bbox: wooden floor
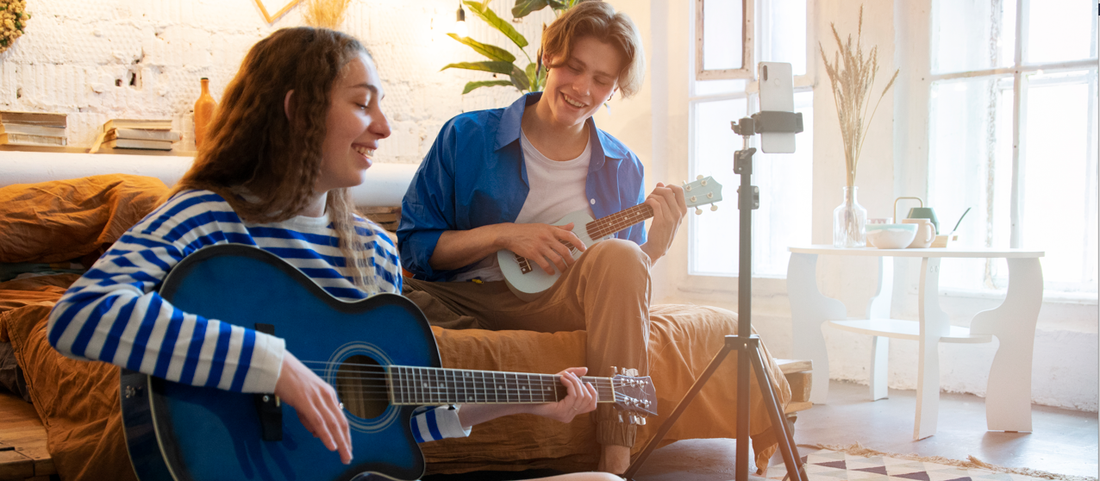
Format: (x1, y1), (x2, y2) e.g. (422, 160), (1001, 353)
(632, 380), (1098, 481)
(0, 393), (53, 481)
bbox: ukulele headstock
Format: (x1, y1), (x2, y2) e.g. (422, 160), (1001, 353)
(683, 175), (723, 215)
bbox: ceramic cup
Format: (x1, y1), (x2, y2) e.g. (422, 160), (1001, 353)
(906, 207), (940, 234)
(902, 218), (935, 248)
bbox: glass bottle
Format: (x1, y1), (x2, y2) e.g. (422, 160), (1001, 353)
(833, 186), (867, 248)
(193, 77), (216, 149)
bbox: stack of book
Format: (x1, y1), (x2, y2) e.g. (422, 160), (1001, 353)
(93, 119), (180, 153)
(0, 111), (68, 147)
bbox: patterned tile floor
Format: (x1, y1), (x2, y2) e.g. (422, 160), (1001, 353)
(766, 449), (1057, 481)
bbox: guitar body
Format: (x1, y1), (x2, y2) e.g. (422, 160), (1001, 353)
(120, 244), (439, 481)
(496, 209), (609, 302)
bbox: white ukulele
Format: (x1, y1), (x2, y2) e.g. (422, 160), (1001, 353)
(497, 176), (723, 301)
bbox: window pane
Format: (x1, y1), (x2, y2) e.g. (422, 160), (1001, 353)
(931, 0), (1015, 74)
(761, 0), (806, 75)
(690, 98), (748, 275)
(752, 91), (813, 276)
(1025, 0), (1097, 64)
(1021, 71), (1099, 292)
(928, 77), (1013, 289)
(702, 0), (744, 71)
(689, 93), (813, 277)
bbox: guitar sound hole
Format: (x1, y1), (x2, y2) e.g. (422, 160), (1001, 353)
(334, 354), (389, 420)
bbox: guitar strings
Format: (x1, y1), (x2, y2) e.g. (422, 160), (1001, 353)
(329, 391), (638, 400)
(298, 361), (638, 387)
(309, 371), (628, 389)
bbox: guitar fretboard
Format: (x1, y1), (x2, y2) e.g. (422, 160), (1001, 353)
(388, 366), (615, 405)
(585, 203), (654, 240)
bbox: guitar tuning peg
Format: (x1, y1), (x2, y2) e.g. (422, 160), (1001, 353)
(711, 204), (718, 212)
(695, 207), (703, 215)
(701, 179), (708, 186)
(696, 175), (704, 180)
(689, 195), (697, 203)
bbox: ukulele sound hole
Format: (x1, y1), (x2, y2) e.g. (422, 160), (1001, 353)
(334, 354), (389, 420)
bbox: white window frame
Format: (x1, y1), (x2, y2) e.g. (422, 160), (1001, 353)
(679, 0), (815, 295)
(923, 0), (1098, 300)
(695, 0), (755, 79)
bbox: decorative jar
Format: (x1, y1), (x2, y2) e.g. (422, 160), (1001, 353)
(833, 186), (867, 248)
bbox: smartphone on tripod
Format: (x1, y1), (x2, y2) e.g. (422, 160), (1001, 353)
(758, 61), (796, 153)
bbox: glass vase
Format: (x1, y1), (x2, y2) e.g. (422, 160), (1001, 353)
(833, 186), (867, 248)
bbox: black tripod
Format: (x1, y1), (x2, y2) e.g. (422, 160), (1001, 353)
(624, 112), (808, 481)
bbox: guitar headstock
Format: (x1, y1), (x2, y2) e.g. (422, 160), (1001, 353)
(611, 373), (658, 424)
(683, 175), (723, 215)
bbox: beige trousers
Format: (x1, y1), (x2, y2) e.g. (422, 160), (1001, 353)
(403, 238), (652, 447)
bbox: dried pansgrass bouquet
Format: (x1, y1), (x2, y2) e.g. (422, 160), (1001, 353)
(819, 5), (899, 187)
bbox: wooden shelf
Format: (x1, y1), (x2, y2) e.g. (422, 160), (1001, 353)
(0, 144), (87, 154)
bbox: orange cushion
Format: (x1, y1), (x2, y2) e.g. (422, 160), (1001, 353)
(2, 302), (136, 481)
(0, 174), (168, 263)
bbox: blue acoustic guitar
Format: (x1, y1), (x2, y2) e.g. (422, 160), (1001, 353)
(498, 176), (724, 301)
(119, 244), (657, 481)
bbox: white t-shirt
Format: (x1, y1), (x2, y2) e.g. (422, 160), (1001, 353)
(453, 130), (594, 282)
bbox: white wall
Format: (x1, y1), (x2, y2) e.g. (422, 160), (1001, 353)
(1, 0), (555, 161)
(3, 0), (1095, 412)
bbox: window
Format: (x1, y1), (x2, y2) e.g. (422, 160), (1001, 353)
(689, 0), (813, 278)
(927, 0), (1098, 297)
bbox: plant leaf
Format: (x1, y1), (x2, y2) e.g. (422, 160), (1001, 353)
(464, 0), (529, 49)
(511, 0), (549, 19)
(510, 64), (530, 92)
(446, 33), (516, 63)
(441, 61), (516, 75)
(525, 62), (539, 91)
(510, 0), (554, 18)
(462, 80), (516, 94)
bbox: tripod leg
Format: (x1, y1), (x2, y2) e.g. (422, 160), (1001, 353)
(622, 344), (733, 480)
(749, 343), (808, 481)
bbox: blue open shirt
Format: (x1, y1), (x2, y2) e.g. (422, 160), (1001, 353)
(398, 92), (648, 281)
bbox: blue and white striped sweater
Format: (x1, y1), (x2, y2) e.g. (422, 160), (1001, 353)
(48, 189), (466, 442)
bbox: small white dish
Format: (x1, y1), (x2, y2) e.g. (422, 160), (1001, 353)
(866, 224), (918, 249)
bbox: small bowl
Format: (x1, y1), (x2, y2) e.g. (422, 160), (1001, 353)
(866, 224), (918, 249)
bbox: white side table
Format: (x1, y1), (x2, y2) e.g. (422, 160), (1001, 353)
(786, 246), (1044, 440)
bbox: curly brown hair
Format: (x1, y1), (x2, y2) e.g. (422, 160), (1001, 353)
(172, 27), (380, 292)
(541, 1), (645, 98)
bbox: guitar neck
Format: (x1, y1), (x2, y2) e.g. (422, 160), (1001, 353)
(586, 203), (654, 240)
(387, 366), (616, 405)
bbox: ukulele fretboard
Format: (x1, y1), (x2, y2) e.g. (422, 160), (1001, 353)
(585, 203), (654, 240)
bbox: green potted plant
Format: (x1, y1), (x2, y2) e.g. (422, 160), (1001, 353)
(442, 0), (580, 95)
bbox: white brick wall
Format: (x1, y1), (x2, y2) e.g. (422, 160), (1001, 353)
(2, 0), (556, 163)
